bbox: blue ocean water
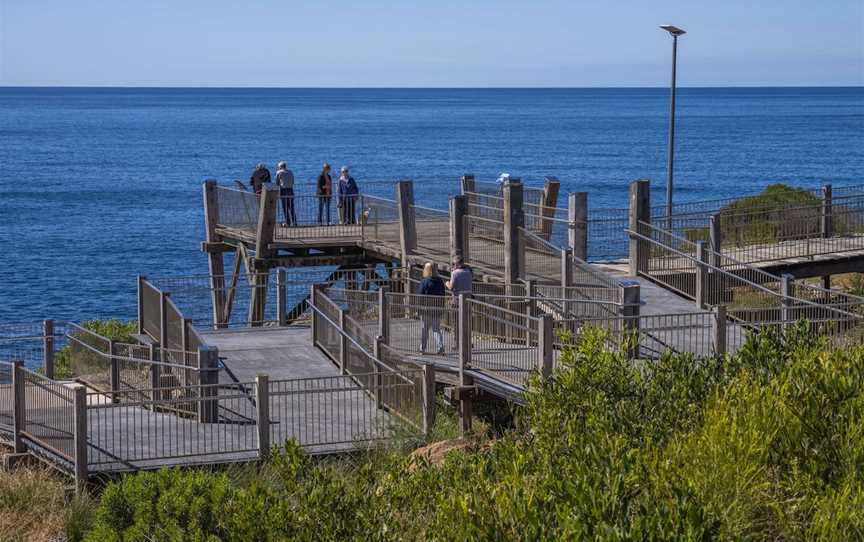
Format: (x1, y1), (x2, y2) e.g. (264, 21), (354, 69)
(1, 87), (862, 323)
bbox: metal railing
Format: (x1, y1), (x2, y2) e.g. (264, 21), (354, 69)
(411, 204), (451, 257)
(464, 215), (506, 272)
(360, 195), (401, 247)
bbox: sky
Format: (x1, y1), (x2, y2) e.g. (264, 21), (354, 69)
(0, 0), (862, 87)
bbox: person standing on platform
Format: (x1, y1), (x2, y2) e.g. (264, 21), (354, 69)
(250, 162), (271, 195)
(446, 256), (473, 298)
(418, 262), (446, 354)
(317, 163), (333, 224)
(337, 166), (359, 224)
(276, 161), (296, 227)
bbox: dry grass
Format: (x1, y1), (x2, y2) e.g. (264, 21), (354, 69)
(0, 460), (68, 541)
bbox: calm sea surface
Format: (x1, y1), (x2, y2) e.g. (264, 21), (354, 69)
(1, 87), (862, 322)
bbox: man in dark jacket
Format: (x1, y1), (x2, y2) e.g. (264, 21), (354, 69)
(250, 163), (271, 195)
(417, 262), (446, 354)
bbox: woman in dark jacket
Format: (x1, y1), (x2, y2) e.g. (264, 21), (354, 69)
(417, 262), (446, 354)
(316, 163), (332, 224)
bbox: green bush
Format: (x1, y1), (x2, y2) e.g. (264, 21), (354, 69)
(53, 319), (138, 379)
(84, 324), (864, 540)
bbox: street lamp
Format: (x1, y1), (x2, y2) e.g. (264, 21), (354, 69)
(660, 24), (685, 228)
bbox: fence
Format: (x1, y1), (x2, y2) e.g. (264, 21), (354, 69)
(412, 204), (451, 256)
(361, 195), (402, 247)
(464, 215), (506, 272)
(214, 185), (260, 229)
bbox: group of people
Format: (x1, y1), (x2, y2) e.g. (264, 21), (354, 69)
(249, 162), (360, 226)
(416, 257), (473, 355)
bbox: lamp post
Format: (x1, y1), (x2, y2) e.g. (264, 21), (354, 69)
(660, 24), (685, 229)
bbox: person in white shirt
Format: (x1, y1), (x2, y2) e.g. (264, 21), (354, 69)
(276, 161), (296, 226)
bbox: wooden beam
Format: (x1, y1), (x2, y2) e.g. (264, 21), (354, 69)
(503, 179), (524, 285)
(255, 186), (279, 258)
(449, 195), (468, 264)
(203, 180), (227, 331)
(628, 179), (651, 277)
(540, 176), (561, 240)
(568, 192), (588, 261)
(396, 180), (417, 264)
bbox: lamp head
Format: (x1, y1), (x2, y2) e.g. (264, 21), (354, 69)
(660, 25), (686, 37)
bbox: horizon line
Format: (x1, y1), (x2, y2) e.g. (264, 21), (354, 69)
(1, 84), (862, 90)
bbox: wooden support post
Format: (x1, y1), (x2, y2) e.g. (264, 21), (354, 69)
(822, 275), (832, 291)
(137, 275), (146, 335)
(149, 343), (160, 400)
(568, 192), (588, 262)
(695, 241), (708, 309)
(12, 361), (25, 454)
(540, 176), (561, 239)
(709, 213), (722, 268)
(276, 269), (287, 326)
(72, 384), (88, 492)
(460, 174), (475, 197)
(780, 274), (794, 326)
(619, 280), (641, 360)
(449, 195), (468, 264)
(396, 180), (417, 265)
(525, 280), (536, 320)
(378, 287), (390, 344)
(821, 184), (833, 238)
(503, 179), (525, 285)
(561, 250), (574, 317)
(197, 347), (219, 423)
(537, 314), (554, 380)
(457, 294), (473, 436)
(338, 308), (349, 375)
(109, 339), (120, 403)
(712, 305), (727, 356)
(422, 363), (436, 438)
(628, 180), (651, 276)
(203, 180), (228, 329)
(255, 374), (270, 460)
(42, 319), (54, 379)
(249, 186), (279, 327)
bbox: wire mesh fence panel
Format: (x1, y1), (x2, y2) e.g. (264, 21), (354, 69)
(312, 289), (342, 360)
(465, 215), (507, 272)
(215, 186), (260, 229)
(467, 298), (540, 387)
(324, 288), (380, 323)
(22, 368), (76, 461)
(361, 195), (402, 247)
(0, 361), (12, 439)
(273, 195), (363, 239)
(412, 204), (451, 257)
(140, 280), (162, 340)
(521, 228), (561, 284)
(268, 375), (401, 454)
(65, 323), (112, 391)
(385, 293), (459, 354)
(86, 382), (259, 471)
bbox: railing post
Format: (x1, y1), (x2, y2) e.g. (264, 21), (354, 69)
(137, 275), (146, 335)
(159, 291), (169, 361)
(619, 280), (641, 360)
(109, 339), (120, 403)
(695, 241), (708, 309)
(378, 287), (390, 344)
(460, 174), (475, 197)
(373, 336), (384, 409)
(709, 213), (722, 268)
(12, 361), (25, 454)
(628, 179), (650, 276)
(457, 294), (473, 436)
(540, 176), (561, 239)
(503, 178), (524, 284)
(310, 284), (319, 344)
(422, 363), (436, 438)
(712, 305), (727, 356)
(396, 180), (417, 265)
(72, 384), (88, 492)
(561, 249), (575, 317)
(821, 184), (833, 238)
(276, 269), (287, 326)
(449, 195), (468, 264)
(338, 308), (349, 375)
(538, 314), (554, 380)
(781, 273), (794, 326)
(42, 319), (54, 379)
(568, 192), (588, 261)
(197, 346), (219, 423)
(255, 374), (270, 460)
(525, 279), (536, 319)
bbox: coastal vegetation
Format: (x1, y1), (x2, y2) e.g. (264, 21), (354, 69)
(56, 323), (864, 540)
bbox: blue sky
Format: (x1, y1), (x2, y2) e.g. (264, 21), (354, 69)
(1, 0), (862, 87)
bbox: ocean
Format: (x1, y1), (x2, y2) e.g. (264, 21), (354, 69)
(1, 87), (862, 323)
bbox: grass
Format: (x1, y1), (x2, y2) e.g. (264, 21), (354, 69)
(0, 454), (96, 541)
